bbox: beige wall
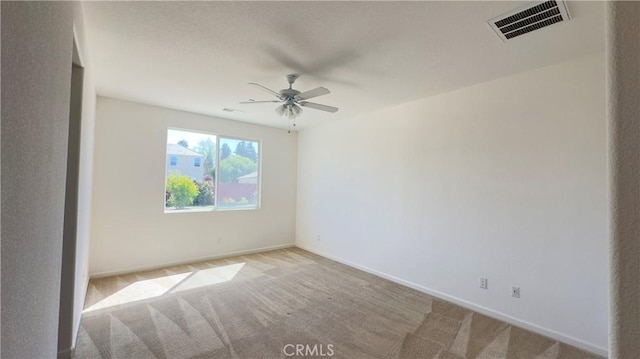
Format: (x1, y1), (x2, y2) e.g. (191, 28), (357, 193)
(90, 97), (297, 276)
(296, 54), (608, 355)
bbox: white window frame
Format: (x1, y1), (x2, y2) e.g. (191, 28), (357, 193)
(164, 127), (262, 213)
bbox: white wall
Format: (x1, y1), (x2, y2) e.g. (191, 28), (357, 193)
(605, 2), (640, 358)
(90, 97), (297, 275)
(1, 2), (91, 357)
(296, 54), (607, 355)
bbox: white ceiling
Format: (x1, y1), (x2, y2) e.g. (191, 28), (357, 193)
(83, 1), (604, 130)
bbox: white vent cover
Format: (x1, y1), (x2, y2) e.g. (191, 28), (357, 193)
(488, 0), (571, 41)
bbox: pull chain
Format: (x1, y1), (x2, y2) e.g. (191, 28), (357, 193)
(288, 118), (297, 134)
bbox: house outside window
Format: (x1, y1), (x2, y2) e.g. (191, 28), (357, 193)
(194, 157), (201, 167)
(166, 145), (203, 180)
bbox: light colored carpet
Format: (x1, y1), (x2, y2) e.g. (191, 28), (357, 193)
(75, 248), (601, 359)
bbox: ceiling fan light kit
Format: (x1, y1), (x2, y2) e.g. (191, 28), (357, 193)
(275, 103), (302, 119)
(241, 74), (338, 120)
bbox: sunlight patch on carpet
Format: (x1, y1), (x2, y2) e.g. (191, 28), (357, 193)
(170, 262), (245, 293)
(84, 262), (245, 312)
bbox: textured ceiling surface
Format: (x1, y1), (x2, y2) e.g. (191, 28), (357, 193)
(83, 1), (604, 129)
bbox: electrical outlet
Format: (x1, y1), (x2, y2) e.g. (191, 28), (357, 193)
(511, 286), (520, 298)
(479, 277), (488, 289)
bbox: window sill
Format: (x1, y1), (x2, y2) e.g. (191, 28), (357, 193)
(164, 205), (259, 214)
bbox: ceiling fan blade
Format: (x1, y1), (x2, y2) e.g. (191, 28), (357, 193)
(265, 46), (309, 74)
(296, 87), (330, 101)
(299, 101), (339, 113)
(240, 100), (281, 104)
(248, 83), (281, 99)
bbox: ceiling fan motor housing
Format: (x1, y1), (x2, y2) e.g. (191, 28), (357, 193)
(280, 89), (301, 102)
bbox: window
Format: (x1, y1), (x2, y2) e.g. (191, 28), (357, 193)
(165, 129), (260, 213)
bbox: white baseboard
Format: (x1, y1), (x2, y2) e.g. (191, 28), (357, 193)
(90, 243), (295, 278)
(295, 244), (608, 358)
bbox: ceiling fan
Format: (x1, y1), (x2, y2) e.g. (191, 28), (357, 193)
(241, 74), (338, 119)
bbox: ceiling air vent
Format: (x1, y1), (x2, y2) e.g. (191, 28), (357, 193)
(488, 0), (570, 41)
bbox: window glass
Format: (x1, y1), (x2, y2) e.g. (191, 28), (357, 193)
(165, 129), (216, 212)
(217, 138), (260, 210)
(164, 129), (259, 212)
